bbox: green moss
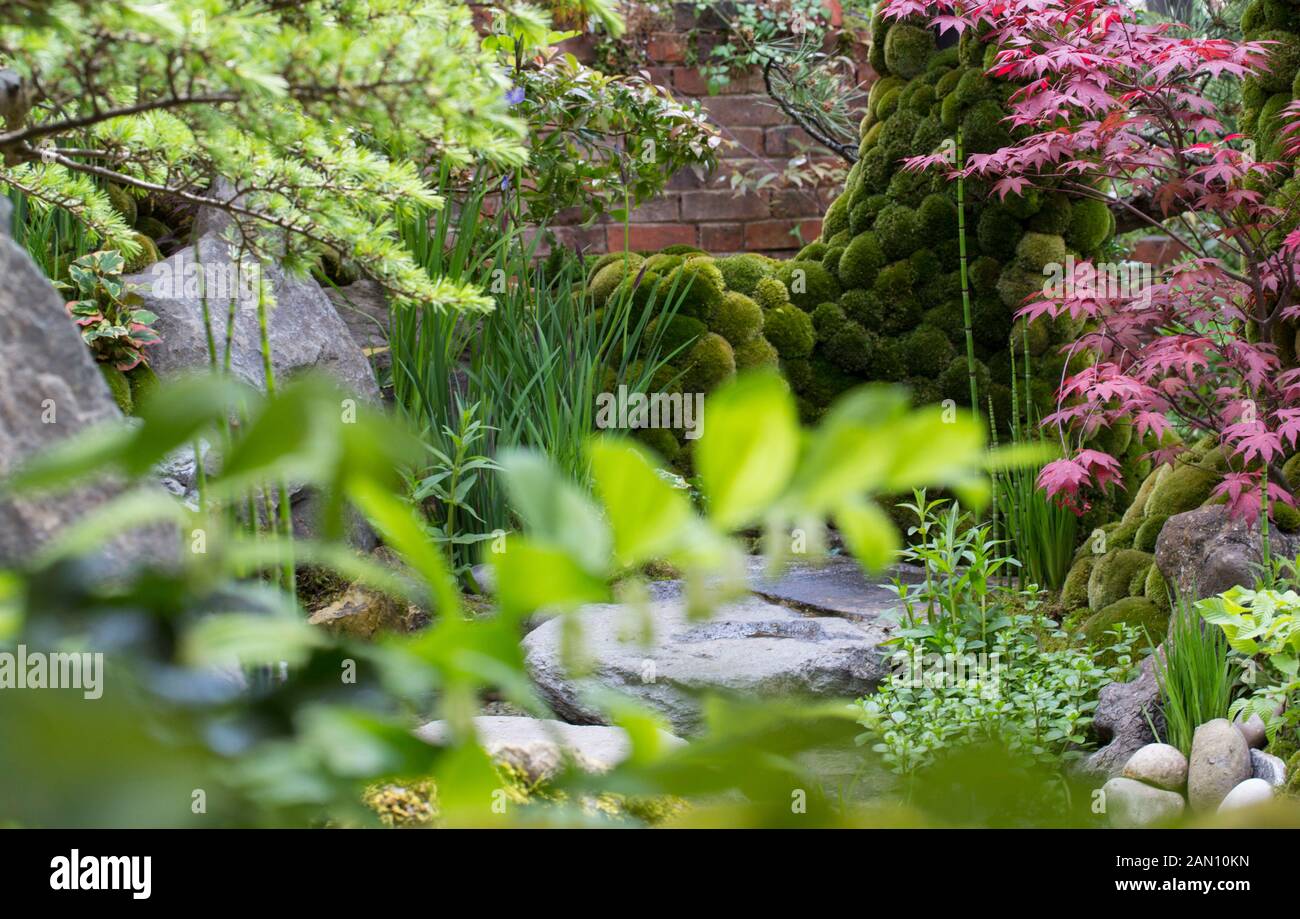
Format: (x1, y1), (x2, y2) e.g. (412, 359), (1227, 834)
(1062, 556), (1095, 609)
(934, 67), (964, 98)
(838, 231), (886, 290)
(764, 304), (816, 359)
(873, 260), (922, 330)
(754, 276), (791, 311)
(123, 232), (162, 272)
(1132, 514), (1169, 553)
(1086, 549), (1155, 611)
(841, 288), (884, 329)
(1083, 596), (1168, 646)
(798, 241), (829, 262)
(136, 216), (171, 241)
(1025, 193), (1072, 235)
(680, 332), (736, 393)
(1272, 500), (1300, 533)
(902, 324), (956, 376)
(976, 205), (1025, 257)
(937, 355), (990, 405)
(1144, 460), (1219, 517)
(971, 294), (1013, 350)
(660, 244), (706, 256)
(868, 75), (905, 119)
(876, 87), (903, 121)
(958, 31), (986, 67)
(733, 335), (780, 371)
(873, 204), (922, 262)
(589, 255), (645, 307)
(1256, 30), (1300, 93)
(961, 99), (1012, 154)
(708, 291), (764, 346)
(918, 192), (958, 239)
(649, 314), (706, 357)
(776, 260), (840, 312)
(106, 184), (137, 226)
(868, 336), (909, 382)
(823, 320), (873, 374)
(996, 264), (1046, 310)
(883, 23), (936, 79)
(1015, 232), (1067, 271)
(940, 92), (962, 129)
(820, 195), (851, 242)
(716, 253), (773, 296)
(1067, 198), (1112, 252)
(924, 300), (964, 339)
(811, 301), (848, 338)
(635, 426), (682, 463)
(953, 68), (992, 105)
(98, 363), (133, 414)
(1243, 0), (1267, 38)
(126, 363), (159, 410)
(665, 258), (726, 321)
(1143, 565), (1171, 614)
(1258, 92), (1292, 159)
(908, 84), (936, 114)
(969, 256), (1002, 294)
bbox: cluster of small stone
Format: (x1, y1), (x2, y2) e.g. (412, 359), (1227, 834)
(1101, 717), (1289, 827)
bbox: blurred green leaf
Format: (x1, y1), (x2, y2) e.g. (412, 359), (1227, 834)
(588, 437), (691, 567)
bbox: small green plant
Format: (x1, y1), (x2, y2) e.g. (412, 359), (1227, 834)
(855, 612), (1139, 773)
(1151, 594), (1233, 756)
(1198, 585), (1300, 744)
(58, 250), (160, 371)
(409, 404), (503, 576)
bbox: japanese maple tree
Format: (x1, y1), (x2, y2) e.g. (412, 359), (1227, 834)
(886, 0), (1300, 522)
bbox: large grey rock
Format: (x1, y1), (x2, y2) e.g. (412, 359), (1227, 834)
(123, 231), (380, 401)
(1187, 718), (1253, 812)
(1217, 777), (1273, 812)
(523, 589), (894, 735)
(0, 210), (173, 570)
(1102, 776), (1186, 828)
(415, 715), (685, 782)
(324, 280), (389, 373)
(745, 555), (918, 623)
(1250, 748), (1288, 787)
(1156, 505), (1300, 600)
(1080, 656), (1163, 779)
(1122, 742), (1188, 791)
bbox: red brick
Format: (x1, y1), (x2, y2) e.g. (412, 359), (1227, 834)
(769, 188), (829, 219)
(548, 225), (608, 253)
(700, 95), (786, 128)
(765, 125), (816, 156)
(672, 66), (765, 96)
(744, 219), (822, 251)
(647, 31), (686, 63)
(718, 126), (765, 156)
(681, 189), (770, 222)
(627, 195), (680, 222)
(700, 223), (745, 252)
(607, 223), (697, 252)
(667, 166), (713, 191)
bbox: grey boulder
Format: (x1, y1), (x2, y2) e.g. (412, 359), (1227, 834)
(123, 231), (379, 401)
(415, 715), (685, 783)
(1187, 718), (1253, 812)
(523, 589), (893, 736)
(1080, 656), (1163, 779)
(1250, 748), (1288, 788)
(324, 279), (390, 374)
(1102, 776), (1186, 828)
(1122, 743), (1188, 791)
(1234, 711), (1267, 749)
(0, 206), (173, 570)
(1156, 505), (1300, 600)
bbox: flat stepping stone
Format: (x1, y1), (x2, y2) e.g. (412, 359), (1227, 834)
(745, 555), (921, 622)
(523, 590), (893, 736)
(416, 715), (684, 782)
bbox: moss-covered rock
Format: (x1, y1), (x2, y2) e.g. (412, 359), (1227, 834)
(708, 291), (764, 346)
(1144, 460), (1220, 517)
(1062, 555), (1096, 609)
(1086, 549), (1155, 611)
(1067, 197), (1113, 252)
(733, 334), (780, 371)
(1257, 29), (1300, 93)
(874, 203), (923, 262)
(883, 23), (936, 79)
(754, 276), (791, 311)
(1133, 514), (1170, 553)
(1143, 564), (1172, 614)
(98, 363), (133, 415)
(716, 254), (773, 297)
(775, 260), (840, 312)
(665, 258), (726, 320)
(764, 304), (816, 359)
(680, 332), (736, 393)
(589, 254), (645, 307)
(1083, 596), (1168, 646)
(839, 232), (886, 289)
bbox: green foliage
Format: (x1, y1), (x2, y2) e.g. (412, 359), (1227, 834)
(58, 249), (161, 372)
(1153, 595), (1233, 756)
(1199, 585), (1300, 743)
(0, 0), (537, 311)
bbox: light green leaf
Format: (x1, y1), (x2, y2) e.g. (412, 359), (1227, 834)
(588, 437), (692, 567)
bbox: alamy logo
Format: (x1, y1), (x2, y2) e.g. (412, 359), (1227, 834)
(0, 645), (103, 699)
(594, 385), (704, 440)
(50, 850), (151, 899)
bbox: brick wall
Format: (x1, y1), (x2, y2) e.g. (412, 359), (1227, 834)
(547, 4), (871, 260)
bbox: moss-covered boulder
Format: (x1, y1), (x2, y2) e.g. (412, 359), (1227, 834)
(1087, 549), (1156, 611)
(1082, 596), (1168, 646)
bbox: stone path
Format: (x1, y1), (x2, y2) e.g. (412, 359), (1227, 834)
(523, 555), (911, 737)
